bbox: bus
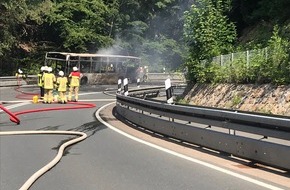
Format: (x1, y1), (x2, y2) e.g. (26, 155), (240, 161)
(44, 52), (145, 85)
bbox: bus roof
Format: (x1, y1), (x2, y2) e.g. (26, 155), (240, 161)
(46, 52), (141, 61)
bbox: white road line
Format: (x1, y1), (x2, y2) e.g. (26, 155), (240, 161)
(0, 102), (31, 112)
(78, 99), (115, 102)
(79, 92), (104, 96)
(95, 102), (284, 190)
(0, 100), (31, 104)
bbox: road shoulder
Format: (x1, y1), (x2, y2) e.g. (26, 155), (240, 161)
(99, 103), (290, 189)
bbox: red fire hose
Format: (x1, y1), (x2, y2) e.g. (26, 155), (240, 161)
(0, 102), (96, 125)
(0, 80), (96, 124)
(0, 104), (21, 124)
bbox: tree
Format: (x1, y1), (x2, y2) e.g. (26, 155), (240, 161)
(46, 0), (114, 52)
(183, 0), (237, 82)
(0, 0), (28, 56)
(0, 0), (51, 75)
(114, 0), (189, 70)
(184, 0), (236, 60)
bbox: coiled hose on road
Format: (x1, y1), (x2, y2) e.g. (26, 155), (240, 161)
(0, 130), (87, 190)
(0, 85), (96, 190)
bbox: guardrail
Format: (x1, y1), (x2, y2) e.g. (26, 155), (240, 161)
(147, 73), (186, 83)
(116, 88), (290, 171)
(0, 75), (37, 87)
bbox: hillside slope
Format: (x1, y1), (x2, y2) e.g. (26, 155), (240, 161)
(182, 84), (290, 116)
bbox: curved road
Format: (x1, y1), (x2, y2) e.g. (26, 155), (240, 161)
(0, 85), (288, 190)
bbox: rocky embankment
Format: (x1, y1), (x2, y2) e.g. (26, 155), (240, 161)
(182, 83), (290, 116)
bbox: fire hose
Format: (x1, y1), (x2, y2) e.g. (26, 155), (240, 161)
(0, 101), (96, 189)
(2, 102), (95, 124)
(14, 77), (39, 100)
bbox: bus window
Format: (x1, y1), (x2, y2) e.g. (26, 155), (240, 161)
(100, 61), (107, 73)
(92, 57), (101, 73)
(80, 61), (91, 73)
(116, 62), (124, 73)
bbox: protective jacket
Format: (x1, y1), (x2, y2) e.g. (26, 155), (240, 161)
(42, 73), (56, 89)
(57, 77), (68, 92)
(69, 71), (81, 87)
(37, 73), (43, 87)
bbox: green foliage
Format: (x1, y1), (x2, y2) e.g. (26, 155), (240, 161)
(1, 0), (289, 84)
(0, 0), (27, 56)
(0, 0), (52, 75)
(155, 0), (175, 9)
(183, 0), (237, 61)
(266, 26), (290, 84)
(183, 0), (237, 82)
(186, 25), (290, 85)
(231, 94), (242, 107)
(47, 0), (113, 52)
(115, 0), (188, 71)
(176, 97), (190, 104)
(250, 0), (290, 23)
(0, 0), (190, 76)
(141, 35), (184, 72)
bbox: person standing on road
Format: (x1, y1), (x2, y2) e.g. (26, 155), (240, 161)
(56, 70), (68, 104)
(37, 66), (46, 99)
(15, 69), (24, 78)
(42, 67), (56, 104)
(68, 66), (82, 102)
(15, 68), (27, 85)
(15, 68), (26, 78)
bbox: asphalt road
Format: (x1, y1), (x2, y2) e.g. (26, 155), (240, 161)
(0, 85), (287, 190)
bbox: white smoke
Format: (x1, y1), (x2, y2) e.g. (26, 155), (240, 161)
(96, 37), (124, 55)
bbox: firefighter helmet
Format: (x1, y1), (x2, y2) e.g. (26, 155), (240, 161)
(18, 69), (23, 74)
(73, 66), (78, 71)
(47, 67), (52, 72)
(59, 71), (64, 76)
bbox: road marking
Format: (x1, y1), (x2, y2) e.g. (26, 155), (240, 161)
(0, 102), (31, 112)
(96, 102), (285, 190)
(0, 100), (31, 104)
(77, 99), (115, 102)
(79, 92), (104, 96)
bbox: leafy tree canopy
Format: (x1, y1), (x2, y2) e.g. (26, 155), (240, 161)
(184, 0), (237, 61)
(47, 0), (114, 52)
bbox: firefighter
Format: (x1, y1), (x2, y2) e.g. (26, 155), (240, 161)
(15, 69), (27, 79)
(15, 68), (27, 85)
(15, 69), (24, 78)
(56, 70), (68, 104)
(68, 66), (82, 102)
(42, 67), (56, 104)
(37, 66), (46, 99)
